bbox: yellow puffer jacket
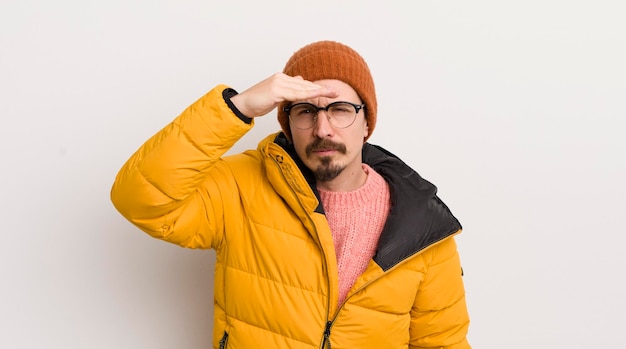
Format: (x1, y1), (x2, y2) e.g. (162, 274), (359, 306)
(111, 85), (471, 349)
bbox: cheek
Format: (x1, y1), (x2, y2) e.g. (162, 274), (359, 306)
(290, 135), (309, 159)
(296, 144), (308, 160)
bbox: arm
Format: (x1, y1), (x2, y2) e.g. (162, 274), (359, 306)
(110, 85), (253, 248)
(110, 74), (340, 249)
(409, 237), (471, 349)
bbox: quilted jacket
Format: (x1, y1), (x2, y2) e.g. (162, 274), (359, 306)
(111, 85), (471, 348)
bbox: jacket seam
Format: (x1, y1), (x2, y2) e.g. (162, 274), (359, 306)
(344, 301), (411, 316)
(226, 315), (312, 346)
(223, 263), (324, 295)
(411, 335), (468, 349)
(426, 248), (459, 269)
(181, 115), (214, 157)
(246, 219), (318, 245)
(413, 293), (466, 313)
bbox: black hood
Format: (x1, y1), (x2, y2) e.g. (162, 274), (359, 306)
(363, 144), (462, 271)
(275, 133), (462, 271)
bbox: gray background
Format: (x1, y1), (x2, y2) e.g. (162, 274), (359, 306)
(1, 0), (625, 348)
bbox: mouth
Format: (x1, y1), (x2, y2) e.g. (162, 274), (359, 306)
(312, 148), (338, 156)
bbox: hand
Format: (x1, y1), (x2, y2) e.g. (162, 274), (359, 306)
(230, 73), (339, 118)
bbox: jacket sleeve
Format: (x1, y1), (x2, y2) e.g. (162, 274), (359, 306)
(409, 236), (471, 349)
(110, 84), (254, 249)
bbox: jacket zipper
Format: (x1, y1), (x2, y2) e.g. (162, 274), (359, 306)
(320, 321), (333, 349)
(218, 331), (228, 349)
(268, 145), (463, 348)
(269, 152), (335, 349)
(316, 259), (414, 349)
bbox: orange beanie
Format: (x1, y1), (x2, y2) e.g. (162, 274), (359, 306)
(278, 40), (377, 142)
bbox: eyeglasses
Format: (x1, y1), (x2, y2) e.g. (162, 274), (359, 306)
(283, 101), (366, 130)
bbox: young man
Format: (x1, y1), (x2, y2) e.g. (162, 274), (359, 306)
(111, 40), (471, 348)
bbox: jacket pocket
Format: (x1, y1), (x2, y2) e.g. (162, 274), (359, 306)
(218, 331), (229, 349)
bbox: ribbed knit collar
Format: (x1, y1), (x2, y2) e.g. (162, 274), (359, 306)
(316, 164), (387, 207)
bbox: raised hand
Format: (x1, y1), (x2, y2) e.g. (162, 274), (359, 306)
(230, 73), (339, 118)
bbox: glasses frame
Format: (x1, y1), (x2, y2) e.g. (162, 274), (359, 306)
(283, 101), (366, 130)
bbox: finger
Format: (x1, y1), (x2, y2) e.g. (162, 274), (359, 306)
(276, 74), (340, 101)
(282, 84), (326, 100)
(316, 85), (340, 98)
(298, 84), (340, 99)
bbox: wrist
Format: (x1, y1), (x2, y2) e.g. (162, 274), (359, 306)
(223, 88), (252, 124)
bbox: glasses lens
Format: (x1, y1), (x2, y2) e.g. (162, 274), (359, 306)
(327, 102), (358, 128)
(289, 103), (317, 129)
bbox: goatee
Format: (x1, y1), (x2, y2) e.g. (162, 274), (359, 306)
(314, 156), (345, 182)
(306, 138), (347, 182)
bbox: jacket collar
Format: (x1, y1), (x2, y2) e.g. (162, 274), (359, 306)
(265, 132), (462, 271)
(362, 144), (462, 271)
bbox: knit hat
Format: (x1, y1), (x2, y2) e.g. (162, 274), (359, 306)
(278, 40), (377, 142)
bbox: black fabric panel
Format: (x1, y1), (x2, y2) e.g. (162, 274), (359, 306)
(363, 143), (462, 271)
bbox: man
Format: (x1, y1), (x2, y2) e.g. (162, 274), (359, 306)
(111, 40), (471, 348)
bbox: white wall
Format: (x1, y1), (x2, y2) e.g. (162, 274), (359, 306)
(1, 0), (625, 348)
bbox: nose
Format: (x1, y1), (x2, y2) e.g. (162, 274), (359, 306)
(313, 110), (334, 138)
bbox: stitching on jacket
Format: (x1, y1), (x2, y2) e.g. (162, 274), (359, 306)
(227, 315), (314, 346)
(343, 301), (413, 316)
(246, 220), (316, 244)
(412, 294), (466, 313)
(223, 264), (324, 295)
(180, 119), (214, 158)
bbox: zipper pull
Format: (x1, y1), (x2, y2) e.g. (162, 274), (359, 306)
(322, 321), (332, 349)
(218, 332), (228, 349)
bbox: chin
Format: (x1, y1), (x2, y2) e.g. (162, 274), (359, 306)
(314, 158), (345, 182)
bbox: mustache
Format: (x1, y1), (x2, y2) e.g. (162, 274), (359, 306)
(306, 138), (347, 156)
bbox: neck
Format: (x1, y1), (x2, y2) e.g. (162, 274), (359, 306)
(316, 163), (368, 192)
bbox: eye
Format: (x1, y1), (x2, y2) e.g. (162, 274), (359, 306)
(329, 103), (353, 114)
(291, 104), (316, 116)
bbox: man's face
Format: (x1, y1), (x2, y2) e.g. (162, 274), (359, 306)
(289, 79), (369, 183)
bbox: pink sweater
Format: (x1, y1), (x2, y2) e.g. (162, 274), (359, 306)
(317, 164), (391, 306)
